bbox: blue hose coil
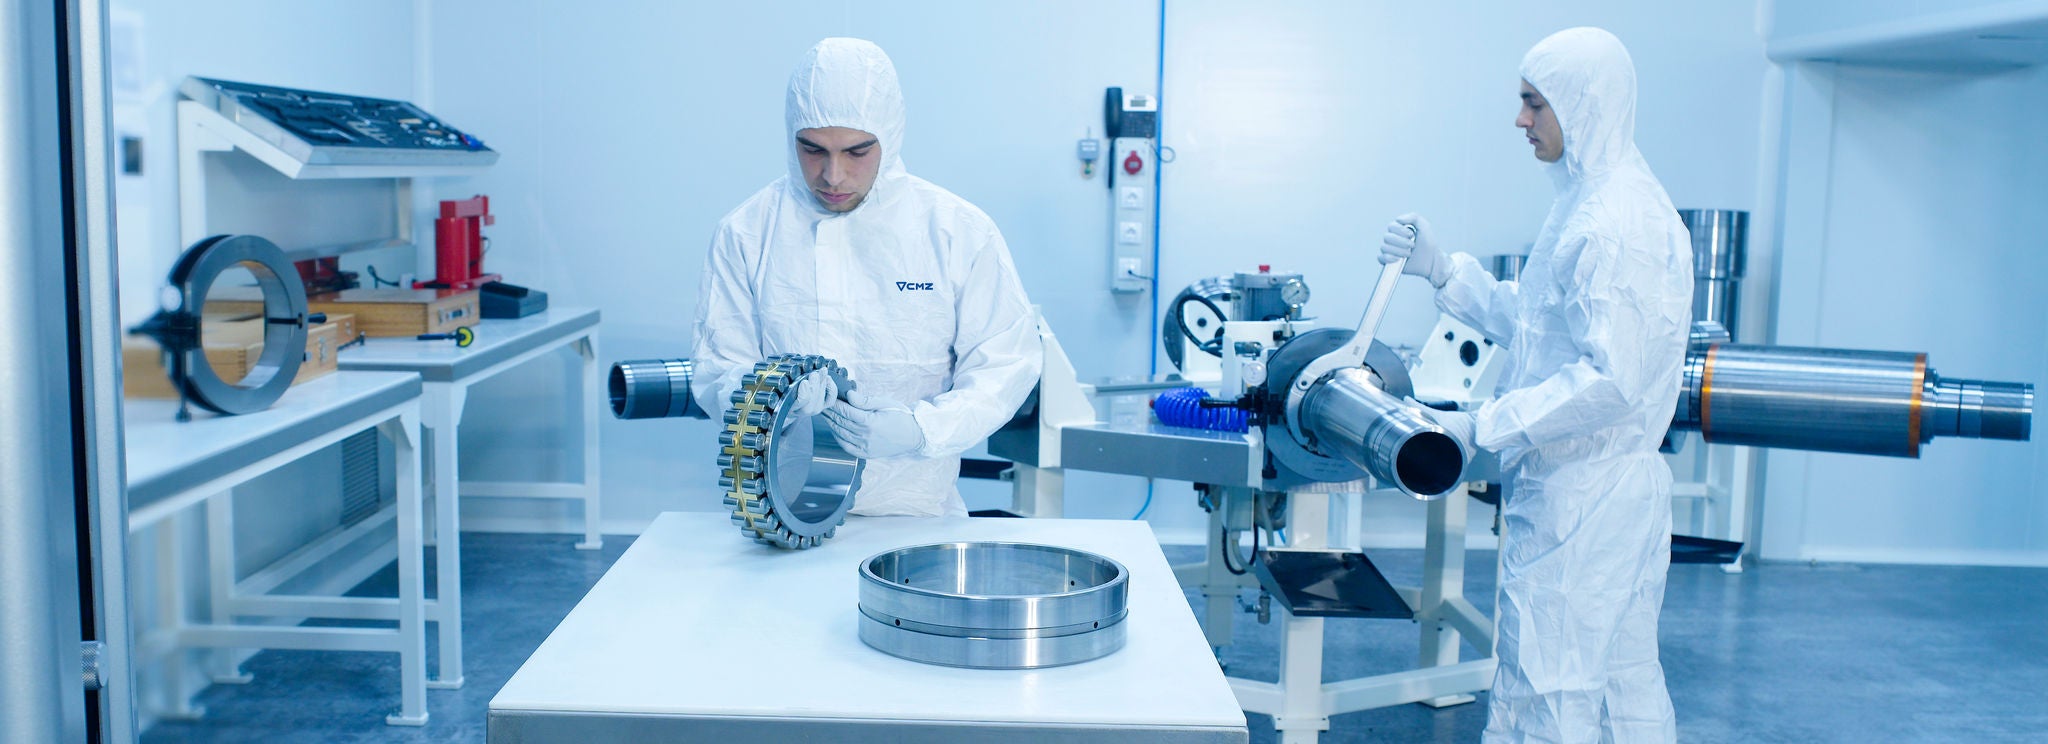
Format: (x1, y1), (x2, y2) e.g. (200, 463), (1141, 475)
(1153, 387), (1250, 433)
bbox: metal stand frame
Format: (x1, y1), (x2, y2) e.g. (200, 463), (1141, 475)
(129, 398), (429, 726)
(1670, 439), (1755, 573)
(445, 331), (605, 550)
(1172, 486), (1497, 744)
(412, 328), (604, 687)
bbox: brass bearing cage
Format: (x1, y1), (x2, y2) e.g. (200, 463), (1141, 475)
(717, 354), (857, 549)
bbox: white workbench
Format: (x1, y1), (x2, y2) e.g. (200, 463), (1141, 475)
(489, 512), (1247, 743)
(336, 306), (602, 688)
(125, 370), (429, 725)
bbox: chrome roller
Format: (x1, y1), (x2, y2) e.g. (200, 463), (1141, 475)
(1258, 328), (1466, 497)
(719, 354), (861, 549)
(1671, 334), (2032, 457)
(857, 542), (1129, 669)
(1301, 367), (1465, 498)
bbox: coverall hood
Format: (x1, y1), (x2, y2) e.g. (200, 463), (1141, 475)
(784, 37), (908, 210)
(1521, 27), (1640, 187)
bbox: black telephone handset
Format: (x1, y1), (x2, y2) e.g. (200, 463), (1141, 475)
(1104, 86), (1124, 189)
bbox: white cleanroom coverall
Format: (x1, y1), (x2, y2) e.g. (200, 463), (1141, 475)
(691, 38), (1042, 517)
(1434, 27), (1693, 743)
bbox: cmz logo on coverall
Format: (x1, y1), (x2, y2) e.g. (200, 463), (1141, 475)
(894, 281), (934, 291)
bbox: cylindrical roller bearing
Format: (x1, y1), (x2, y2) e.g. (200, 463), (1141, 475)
(719, 354), (862, 549)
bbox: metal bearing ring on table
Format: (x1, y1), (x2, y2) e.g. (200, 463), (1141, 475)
(857, 542), (1130, 669)
(129, 234), (312, 418)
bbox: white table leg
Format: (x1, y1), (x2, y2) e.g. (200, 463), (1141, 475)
(156, 512), (205, 720)
(1419, 487), (1477, 708)
(1275, 610), (1330, 744)
(1722, 446), (1753, 573)
(1273, 492), (1330, 744)
(204, 490), (252, 684)
(1008, 464), (1066, 518)
(1200, 493), (1237, 651)
(382, 411), (429, 726)
(576, 333), (603, 550)
(423, 382), (466, 689)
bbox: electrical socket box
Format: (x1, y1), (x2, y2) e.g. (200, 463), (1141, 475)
(1118, 222), (1144, 244)
(1105, 87), (1158, 294)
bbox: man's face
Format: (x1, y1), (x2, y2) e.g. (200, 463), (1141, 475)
(796, 126), (881, 212)
(1515, 80), (1563, 164)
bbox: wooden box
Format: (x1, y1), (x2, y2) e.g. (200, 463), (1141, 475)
(204, 286), (439, 338)
(124, 315), (345, 399)
(303, 288), (480, 337)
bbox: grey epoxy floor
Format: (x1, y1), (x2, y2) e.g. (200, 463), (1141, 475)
(140, 532), (2048, 743)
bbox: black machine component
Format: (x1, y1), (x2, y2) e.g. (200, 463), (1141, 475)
(1252, 548), (1413, 619)
(1162, 275), (1234, 370)
(480, 281), (547, 319)
(130, 235), (317, 420)
(180, 76), (496, 166)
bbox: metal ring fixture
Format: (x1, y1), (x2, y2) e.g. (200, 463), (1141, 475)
(719, 354), (862, 549)
(1260, 328), (1425, 487)
(857, 542), (1130, 669)
(129, 235), (310, 418)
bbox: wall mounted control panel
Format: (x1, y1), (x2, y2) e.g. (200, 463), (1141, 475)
(180, 76), (497, 168)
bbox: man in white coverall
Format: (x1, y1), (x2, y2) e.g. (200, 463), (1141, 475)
(691, 38), (1042, 517)
(1378, 27), (1692, 742)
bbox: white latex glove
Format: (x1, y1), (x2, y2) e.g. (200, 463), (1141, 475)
(1381, 213), (1452, 289)
(784, 371), (837, 419)
(821, 389), (926, 459)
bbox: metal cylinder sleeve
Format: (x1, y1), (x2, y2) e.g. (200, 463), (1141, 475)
(608, 357), (709, 420)
(1672, 343), (2032, 457)
(1679, 209), (1747, 339)
(1301, 368), (1466, 499)
(857, 542), (1129, 669)
(1260, 327), (1468, 497)
(129, 234), (310, 417)
(718, 354), (861, 549)
(1490, 254), (1526, 283)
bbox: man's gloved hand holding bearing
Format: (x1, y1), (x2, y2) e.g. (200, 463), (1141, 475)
(785, 371), (837, 417)
(823, 389), (926, 459)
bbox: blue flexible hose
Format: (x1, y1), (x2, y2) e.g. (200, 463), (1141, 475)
(1152, 386), (1250, 433)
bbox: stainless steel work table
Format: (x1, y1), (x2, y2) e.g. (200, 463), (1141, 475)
(336, 306), (602, 689)
(124, 370), (429, 725)
(488, 512), (1247, 743)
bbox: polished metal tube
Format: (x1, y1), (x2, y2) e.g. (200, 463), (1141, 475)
(1490, 254), (1525, 282)
(1680, 209), (1747, 340)
(608, 357), (708, 420)
(1300, 368), (1466, 499)
(1672, 344), (2033, 457)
